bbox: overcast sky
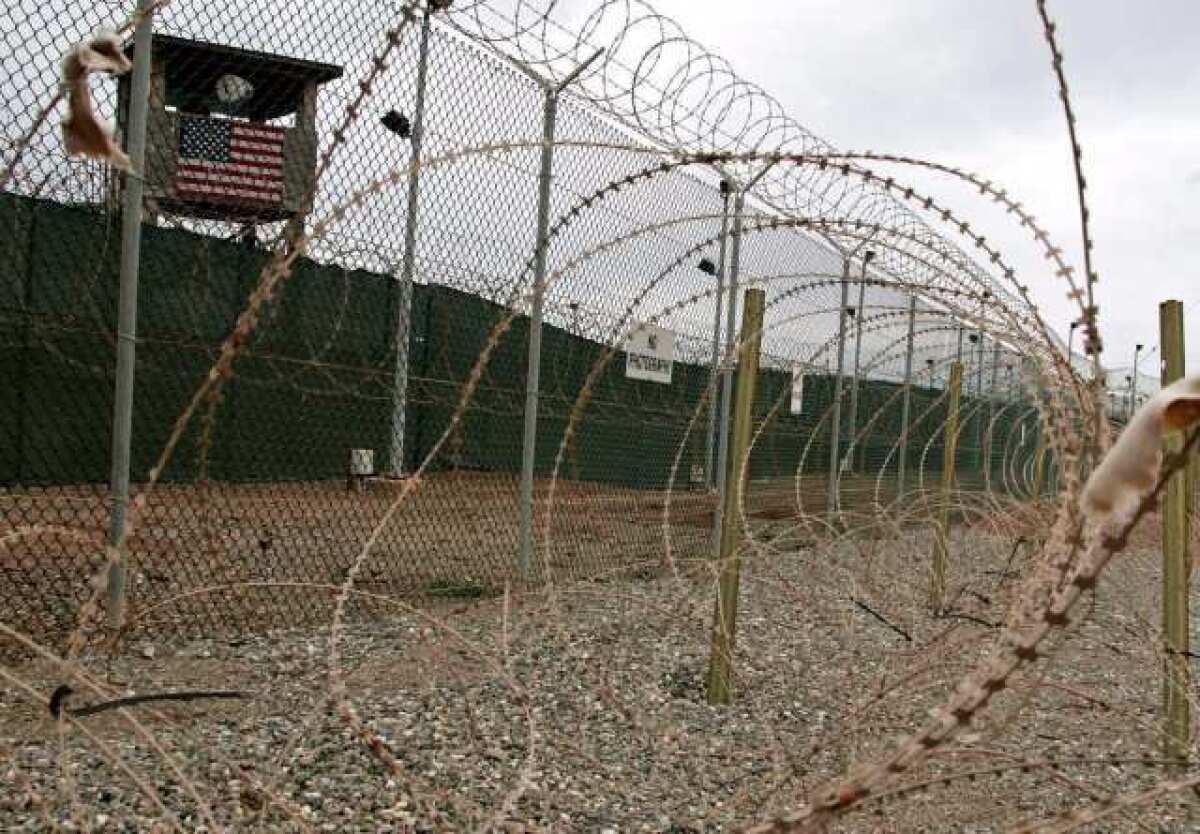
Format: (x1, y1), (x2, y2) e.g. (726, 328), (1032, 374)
(651, 0), (1198, 383)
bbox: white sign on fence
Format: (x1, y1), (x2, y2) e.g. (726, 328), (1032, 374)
(790, 366), (805, 414)
(625, 322), (674, 384)
(348, 448), (375, 476)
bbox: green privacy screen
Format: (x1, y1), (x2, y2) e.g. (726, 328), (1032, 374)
(0, 194), (1017, 491)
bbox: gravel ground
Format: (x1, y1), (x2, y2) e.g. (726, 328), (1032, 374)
(1, 526), (1197, 832)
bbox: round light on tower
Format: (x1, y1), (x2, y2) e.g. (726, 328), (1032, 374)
(215, 74), (254, 105)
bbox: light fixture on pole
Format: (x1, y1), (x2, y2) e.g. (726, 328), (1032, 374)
(380, 109), (411, 138)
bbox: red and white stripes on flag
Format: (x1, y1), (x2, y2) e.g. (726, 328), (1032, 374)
(175, 115), (285, 205)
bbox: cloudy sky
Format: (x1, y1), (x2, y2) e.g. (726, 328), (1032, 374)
(651, 0), (1198, 383)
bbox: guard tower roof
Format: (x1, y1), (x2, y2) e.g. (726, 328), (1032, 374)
(124, 34), (344, 121)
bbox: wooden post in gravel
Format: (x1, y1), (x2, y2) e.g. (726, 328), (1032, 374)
(1159, 299), (1190, 761)
(1191, 441), (1199, 559)
(930, 361), (962, 612)
(1031, 443), (1045, 497)
(1031, 419), (1048, 499)
(1190, 380), (1198, 543)
(705, 288), (765, 706)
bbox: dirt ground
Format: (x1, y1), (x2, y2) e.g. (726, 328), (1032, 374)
(0, 471), (921, 655)
(1, 521), (1194, 832)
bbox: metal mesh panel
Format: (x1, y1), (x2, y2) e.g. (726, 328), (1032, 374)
(0, 0), (1057, 652)
(8, 3), (1181, 832)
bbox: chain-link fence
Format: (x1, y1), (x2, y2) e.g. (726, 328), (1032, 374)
(3, 0), (1052, 655)
(10, 2), (1200, 832)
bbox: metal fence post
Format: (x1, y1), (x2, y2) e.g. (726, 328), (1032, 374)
(387, 9), (433, 477)
(517, 87), (559, 580)
(975, 331), (985, 470)
(846, 269), (867, 473)
(706, 287), (765, 705)
(975, 332), (985, 397)
(704, 184), (732, 487)
(1129, 343), (1143, 417)
(105, 1), (155, 629)
(517, 50), (602, 579)
(710, 163), (774, 545)
(827, 257), (850, 521)
(988, 341), (1001, 480)
(1159, 299), (1189, 761)
(931, 360), (962, 611)
(711, 189), (745, 554)
(897, 294), (916, 497)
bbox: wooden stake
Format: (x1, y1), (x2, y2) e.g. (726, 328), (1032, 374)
(1031, 422), (1048, 499)
(930, 361), (962, 612)
(1190, 446), (1198, 579)
(705, 288), (765, 705)
(1160, 299), (1190, 761)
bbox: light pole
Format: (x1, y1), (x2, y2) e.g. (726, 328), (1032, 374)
(827, 256), (852, 517)
(846, 249), (874, 474)
(106, 0), (155, 627)
(386, 7), (437, 478)
(517, 47), (605, 578)
(826, 235), (876, 522)
(974, 289), (991, 394)
(967, 333), (980, 389)
(968, 332), (982, 469)
(897, 293), (917, 497)
(1128, 343), (1143, 418)
(713, 162), (775, 550)
(1067, 318), (1081, 369)
(842, 300), (855, 474)
(700, 251), (723, 488)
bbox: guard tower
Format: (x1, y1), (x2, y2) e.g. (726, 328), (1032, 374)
(118, 35), (342, 234)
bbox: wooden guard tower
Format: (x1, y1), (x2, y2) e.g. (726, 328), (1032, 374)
(118, 35), (342, 235)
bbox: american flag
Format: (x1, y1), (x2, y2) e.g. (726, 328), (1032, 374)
(175, 116), (285, 205)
